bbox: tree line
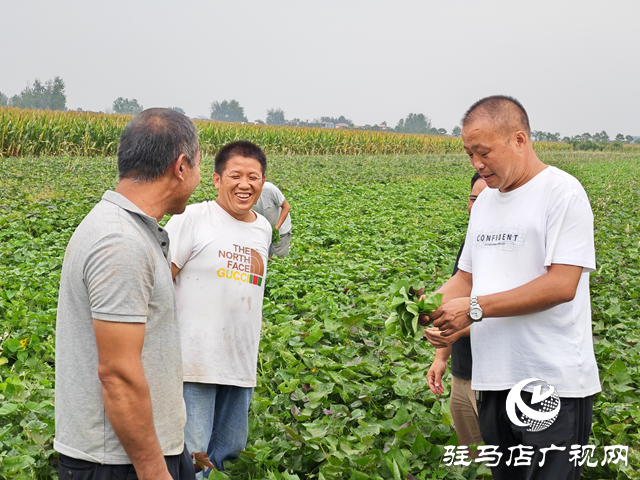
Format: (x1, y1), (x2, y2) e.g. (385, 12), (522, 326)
(0, 77), (66, 111)
(209, 100), (639, 143)
(2, 77), (638, 143)
(210, 101), (453, 135)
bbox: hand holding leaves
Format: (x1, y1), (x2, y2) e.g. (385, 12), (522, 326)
(385, 280), (443, 341)
(272, 226), (280, 244)
(191, 451), (215, 473)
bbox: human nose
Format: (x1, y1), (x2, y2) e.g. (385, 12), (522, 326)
(238, 176), (251, 188)
(470, 156), (485, 172)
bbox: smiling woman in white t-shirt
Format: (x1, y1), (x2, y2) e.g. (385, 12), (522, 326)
(165, 141), (272, 475)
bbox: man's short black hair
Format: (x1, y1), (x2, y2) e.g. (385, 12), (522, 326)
(214, 140), (267, 175)
(462, 95), (531, 137)
(471, 171), (482, 189)
(118, 108), (199, 182)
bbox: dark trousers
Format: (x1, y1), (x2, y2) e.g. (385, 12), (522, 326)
(477, 390), (594, 480)
(58, 445), (196, 480)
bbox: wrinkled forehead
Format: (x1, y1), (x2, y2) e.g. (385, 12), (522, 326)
(462, 117), (514, 147)
(222, 155), (264, 174)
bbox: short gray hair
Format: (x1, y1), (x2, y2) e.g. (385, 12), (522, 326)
(117, 108), (199, 182)
(462, 95), (531, 137)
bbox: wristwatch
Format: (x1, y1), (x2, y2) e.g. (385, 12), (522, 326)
(469, 296), (483, 322)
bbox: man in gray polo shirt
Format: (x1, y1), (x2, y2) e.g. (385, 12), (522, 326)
(55, 108), (201, 480)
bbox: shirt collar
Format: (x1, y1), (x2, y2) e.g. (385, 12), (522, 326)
(102, 190), (158, 226)
(101, 191), (170, 258)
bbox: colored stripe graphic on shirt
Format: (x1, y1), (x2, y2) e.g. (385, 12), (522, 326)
(217, 268), (264, 287)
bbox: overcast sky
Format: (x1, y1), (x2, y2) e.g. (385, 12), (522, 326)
(2, 0), (639, 136)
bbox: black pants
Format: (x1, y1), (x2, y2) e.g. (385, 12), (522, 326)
(58, 446), (196, 480)
(477, 390), (594, 480)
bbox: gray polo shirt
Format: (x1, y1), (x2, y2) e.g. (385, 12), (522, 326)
(54, 191), (186, 464)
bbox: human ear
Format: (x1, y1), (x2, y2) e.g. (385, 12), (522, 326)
(515, 130), (528, 147)
(212, 172), (221, 189)
(173, 154), (188, 181)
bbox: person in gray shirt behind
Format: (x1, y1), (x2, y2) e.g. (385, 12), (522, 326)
(55, 108), (201, 480)
(253, 181), (292, 257)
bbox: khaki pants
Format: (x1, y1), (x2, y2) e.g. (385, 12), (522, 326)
(450, 374), (483, 447)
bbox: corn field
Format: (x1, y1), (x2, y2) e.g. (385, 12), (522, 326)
(0, 106), (587, 158)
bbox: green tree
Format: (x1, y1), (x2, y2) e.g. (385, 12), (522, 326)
(532, 131), (562, 142)
(625, 135), (634, 144)
(210, 100), (247, 123)
(266, 108), (286, 126)
(614, 133), (625, 143)
(9, 77), (67, 111)
(451, 126), (461, 137)
(168, 107), (185, 115)
(573, 132), (592, 142)
(320, 115), (353, 126)
(395, 113), (432, 134)
(112, 97), (143, 115)
(592, 130), (610, 143)
(0, 91), (7, 107)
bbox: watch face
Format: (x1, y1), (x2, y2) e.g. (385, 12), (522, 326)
(470, 307), (482, 321)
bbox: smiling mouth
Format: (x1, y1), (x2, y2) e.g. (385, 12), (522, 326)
(235, 192), (252, 201)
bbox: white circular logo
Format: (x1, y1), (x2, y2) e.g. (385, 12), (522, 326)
(506, 378), (560, 432)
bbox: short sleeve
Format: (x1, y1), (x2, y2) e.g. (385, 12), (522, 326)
(272, 185), (285, 206)
(544, 191), (596, 272)
(164, 208), (195, 269)
(457, 216), (475, 275)
(84, 233), (155, 323)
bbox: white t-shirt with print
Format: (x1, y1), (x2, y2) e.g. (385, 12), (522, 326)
(458, 166), (601, 398)
(253, 182), (291, 234)
(165, 201), (271, 387)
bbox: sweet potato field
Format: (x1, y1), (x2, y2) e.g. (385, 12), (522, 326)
(0, 152), (639, 479)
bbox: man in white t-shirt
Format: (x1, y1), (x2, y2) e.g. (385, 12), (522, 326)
(422, 96), (600, 480)
(164, 140), (272, 474)
(253, 181), (292, 257)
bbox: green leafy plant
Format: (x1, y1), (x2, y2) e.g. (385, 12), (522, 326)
(386, 280), (443, 341)
(1, 152), (639, 479)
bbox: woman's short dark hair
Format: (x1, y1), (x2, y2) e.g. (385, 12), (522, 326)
(117, 108), (199, 182)
(214, 141), (267, 176)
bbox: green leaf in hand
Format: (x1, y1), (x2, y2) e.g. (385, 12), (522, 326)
(387, 281), (443, 341)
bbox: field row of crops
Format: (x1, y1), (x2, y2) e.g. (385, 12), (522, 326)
(0, 107), (586, 158)
(1, 152), (639, 479)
